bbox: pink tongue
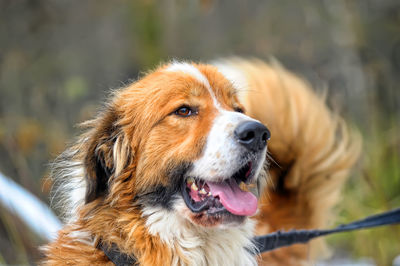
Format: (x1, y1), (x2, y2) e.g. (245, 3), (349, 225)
(207, 179), (257, 216)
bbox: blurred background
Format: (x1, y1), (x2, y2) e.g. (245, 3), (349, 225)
(0, 0), (399, 265)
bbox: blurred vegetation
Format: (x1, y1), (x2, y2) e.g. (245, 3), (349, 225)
(331, 116), (400, 265)
(0, 0), (399, 265)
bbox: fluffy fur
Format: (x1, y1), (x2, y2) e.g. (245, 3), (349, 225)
(42, 58), (360, 266)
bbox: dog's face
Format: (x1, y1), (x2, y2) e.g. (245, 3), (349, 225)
(84, 62), (269, 228)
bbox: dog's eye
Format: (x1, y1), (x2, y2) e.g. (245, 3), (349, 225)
(175, 106), (196, 117)
(234, 107), (244, 113)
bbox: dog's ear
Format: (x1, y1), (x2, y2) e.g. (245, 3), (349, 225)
(83, 108), (120, 203)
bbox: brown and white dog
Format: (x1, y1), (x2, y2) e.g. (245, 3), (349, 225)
(42, 58), (360, 265)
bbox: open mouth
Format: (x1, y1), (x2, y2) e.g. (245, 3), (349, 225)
(181, 162), (258, 217)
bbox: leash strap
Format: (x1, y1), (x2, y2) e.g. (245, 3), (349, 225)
(97, 241), (137, 266)
(253, 207), (400, 254)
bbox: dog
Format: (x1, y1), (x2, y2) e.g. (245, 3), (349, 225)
(42, 58), (360, 265)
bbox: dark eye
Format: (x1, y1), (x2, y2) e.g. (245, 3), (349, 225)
(174, 106), (196, 117)
(234, 107), (244, 113)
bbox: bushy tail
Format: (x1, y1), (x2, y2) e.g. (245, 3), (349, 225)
(219, 58), (361, 265)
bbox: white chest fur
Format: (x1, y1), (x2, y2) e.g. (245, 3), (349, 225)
(142, 202), (258, 266)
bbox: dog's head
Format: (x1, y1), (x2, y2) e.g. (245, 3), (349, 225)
(80, 61), (269, 228)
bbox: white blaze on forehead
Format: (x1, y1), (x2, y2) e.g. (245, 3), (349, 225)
(166, 61), (221, 108)
(167, 62), (211, 89)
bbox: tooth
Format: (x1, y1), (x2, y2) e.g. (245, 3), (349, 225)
(239, 182), (250, 192)
(187, 177), (195, 184)
(191, 183), (198, 191)
(199, 188), (207, 195)
(207, 192), (212, 196)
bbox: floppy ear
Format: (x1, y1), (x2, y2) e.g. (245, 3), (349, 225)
(83, 108), (120, 203)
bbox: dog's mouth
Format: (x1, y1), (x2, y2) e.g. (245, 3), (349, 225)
(181, 161), (257, 217)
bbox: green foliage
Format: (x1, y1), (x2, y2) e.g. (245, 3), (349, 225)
(329, 118), (400, 265)
(64, 76), (89, 102)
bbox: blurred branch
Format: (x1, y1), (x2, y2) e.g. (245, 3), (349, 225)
(0, 172), (62, 241)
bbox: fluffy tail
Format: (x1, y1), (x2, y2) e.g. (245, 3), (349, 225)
(217, 58), (361, 265)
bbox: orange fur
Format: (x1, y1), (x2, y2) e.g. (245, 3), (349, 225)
(43, 59), (360, 266)
(44, 62), (251, 265)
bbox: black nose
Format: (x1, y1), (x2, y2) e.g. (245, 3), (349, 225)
(234, 121), (270, 151)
